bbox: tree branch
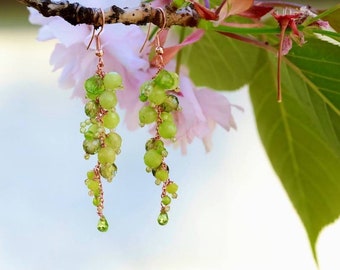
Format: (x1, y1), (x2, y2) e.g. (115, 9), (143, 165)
(18, 0), (199, 29)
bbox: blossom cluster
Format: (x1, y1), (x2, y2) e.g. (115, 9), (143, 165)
(28, 0), (239, 152)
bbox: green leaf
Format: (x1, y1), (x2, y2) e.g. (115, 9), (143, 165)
(182, 31), (261, 90)
(249, 38), (340, 260)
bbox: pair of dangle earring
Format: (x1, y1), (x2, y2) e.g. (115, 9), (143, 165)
(80, 8), (182, 230)
(80, 11), (124, 232)
(138, 8), (181, 225)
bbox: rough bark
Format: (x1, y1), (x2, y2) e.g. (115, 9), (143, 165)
(18, 0), (199, 29)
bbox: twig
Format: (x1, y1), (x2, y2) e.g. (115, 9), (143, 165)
(18, 0), (199, 28)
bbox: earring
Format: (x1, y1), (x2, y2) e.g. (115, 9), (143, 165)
(138, 8), (181, 225)
(80, 10), (123, 232)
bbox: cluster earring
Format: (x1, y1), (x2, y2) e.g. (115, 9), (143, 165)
(138, 8), (181, 225)
(80, 11), (124, 232)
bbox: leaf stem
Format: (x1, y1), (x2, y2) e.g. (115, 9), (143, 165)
(198, 20), (282, 35)
(302, 4), (340, 27)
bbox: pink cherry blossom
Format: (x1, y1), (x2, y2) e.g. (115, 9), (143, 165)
(174, 74), (240, 153)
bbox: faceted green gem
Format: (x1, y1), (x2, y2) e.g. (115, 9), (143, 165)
(157, 212), (169, 226)
(161, 95), (179, 112)
(139, 93), (148, 102)
(82, 139), (100, 155)
(85, 100), (99, 118)
(100, 163), (117, 180)
(145, 138), (165, 154)
(154, 70), (177, 89)
(97, 216), (109, 232)
(84, 75), (105, 100)
(139, 80), (154, 101)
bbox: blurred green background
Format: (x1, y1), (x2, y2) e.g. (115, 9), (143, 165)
(0, 0), (33, 27)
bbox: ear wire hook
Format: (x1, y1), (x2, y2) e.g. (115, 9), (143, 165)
(154, 7), (167, 70)
(139, 7), (167, 54)
(86, 9), (105, 50)
(139, 22), (152, 54)
(85, 9), (106, 77)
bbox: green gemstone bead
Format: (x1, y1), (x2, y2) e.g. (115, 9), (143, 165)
(161, 195), (171, 205)
(88, 124), (99, 131)
(157, 212), (169, 225)
(161, 149), (168, 157)
(88, 124), (100, 138)
(154, 70), (178, 89)
(84, 130), (95, 140)
(161, 95), (179, 112)
(171, 193), (178, 199)
(85, 100), (99, 118)
(170, 72), (179, 89)
(158, 120), (177, 139)
(148, 88), (167, 105)
(97, 216), (109, 232)
(160, 112), (174, 122)
(87, 170), (95, 179)
(166, 182), (178, 194)
(100, 163), (117, 181)
(83, 139), (100, 155)
(103, 72), (123, 90)
(93, 196), (101, 206)
(84, 75), (105, 100)
(99, 90), (118, 109)
(139, 105), (158, 124)
(102, 111), (120, 129)
(105, 132), (122, 152)
(155, 167), (169, 182)
(144, 149), (163, 169)
(86, 179), (100, 196)
(139, 80), (154, 102)
(98, 147), (116, 164)
(145, 138), (165, 154)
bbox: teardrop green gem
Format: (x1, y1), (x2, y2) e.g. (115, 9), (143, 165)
(97, 217), (109, 232)
(157, 212), (169, 226)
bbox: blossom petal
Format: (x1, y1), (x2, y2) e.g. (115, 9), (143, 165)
(217, 0), (254, 24)
(162, 30), (205, 66)
(195, 88), (238, 131)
